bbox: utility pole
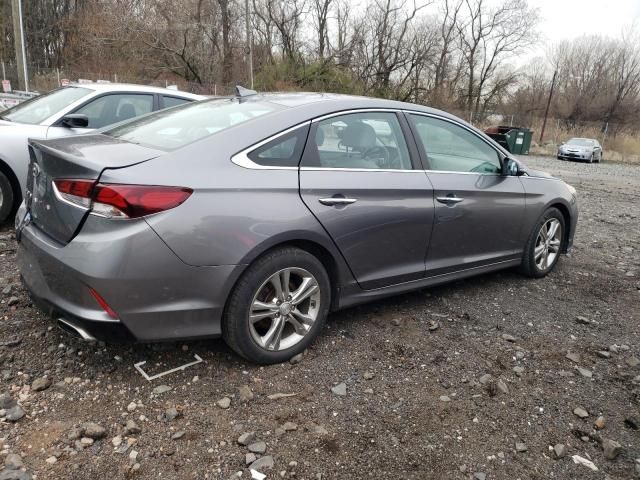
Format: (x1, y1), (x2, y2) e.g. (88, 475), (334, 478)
(539, 69), (557, 144)
(245, 0), (253, 89)
(11, 0), (29, 92)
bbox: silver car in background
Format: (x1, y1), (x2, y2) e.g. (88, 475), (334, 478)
(0, 84), (204, 223)
(16, 92), (578, 364)
(557, 137), (603, 162)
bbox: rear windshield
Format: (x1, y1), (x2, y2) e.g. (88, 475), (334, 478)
(0, 86), (91, 124)
(105, 98), (283, 150)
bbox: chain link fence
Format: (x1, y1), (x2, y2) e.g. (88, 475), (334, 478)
(1, 62), (236, 96)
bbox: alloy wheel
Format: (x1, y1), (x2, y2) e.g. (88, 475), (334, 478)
(248, 267), (321, 351)
(534, 218), (562, 271)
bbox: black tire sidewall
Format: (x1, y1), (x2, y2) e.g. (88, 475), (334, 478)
(521, 208), (566, 278)
(0, 171), (15, 224)
(223, 247), (331, 364)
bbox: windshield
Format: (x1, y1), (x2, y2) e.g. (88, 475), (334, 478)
(0, 87), (91, 125)
(566, 138), (595, 147)
(105, 98), (284, 150)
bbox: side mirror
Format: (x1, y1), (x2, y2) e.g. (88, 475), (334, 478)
(60, 114), (89, 129)
(501, 157), (523, 176)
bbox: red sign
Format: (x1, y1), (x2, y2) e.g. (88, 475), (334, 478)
(1, 80), (10, 93)
(60, 78), (70, 87)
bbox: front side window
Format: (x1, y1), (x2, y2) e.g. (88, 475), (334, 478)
(0, 86), (91, 124)
(302, 112), (413, 170)
(73, 94), (154, 128)
(106, 98), (283, 151)
(247, 126), (309, 167)
(410, 114), (501, 174)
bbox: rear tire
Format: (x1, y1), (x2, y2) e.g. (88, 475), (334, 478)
(0, 171), (15, 224)
(222, 247), (331, 364)
(520, 207), (566, 278)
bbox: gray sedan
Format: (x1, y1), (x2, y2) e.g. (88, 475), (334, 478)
(16, 91), (578, 364)
(557, 137), (603, 162)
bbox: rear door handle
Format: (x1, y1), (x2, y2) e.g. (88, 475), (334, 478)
(436, 196), (464, 205)
(318, 197), (358, 206)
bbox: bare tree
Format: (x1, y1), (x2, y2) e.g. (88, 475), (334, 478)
(601, 26), (640, 130)
(458, 0), (539, 118)
(266, 0), (306, 62)
(312, 0), (332, 58)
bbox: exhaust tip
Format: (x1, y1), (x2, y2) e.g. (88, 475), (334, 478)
(57, 318), (97, 342)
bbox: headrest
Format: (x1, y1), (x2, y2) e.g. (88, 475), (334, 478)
(119, 103), (136, 120)
(315, 127), (325, 146)
(341, 122), (376, 150)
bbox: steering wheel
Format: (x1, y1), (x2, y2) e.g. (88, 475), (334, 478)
(363, 146), (390, 167)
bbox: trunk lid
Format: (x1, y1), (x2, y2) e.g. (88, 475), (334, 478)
(26, 134), (163, 244)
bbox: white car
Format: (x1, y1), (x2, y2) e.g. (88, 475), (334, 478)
(0, 83), (204, 222)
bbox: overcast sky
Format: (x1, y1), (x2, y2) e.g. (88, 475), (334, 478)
(528, 0), (640, 56)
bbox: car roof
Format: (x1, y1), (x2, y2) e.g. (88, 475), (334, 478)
(69, 83), (205, 100)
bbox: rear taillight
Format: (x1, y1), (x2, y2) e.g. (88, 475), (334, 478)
(53, 179), (192, 219)
(54, 179), (95, 208)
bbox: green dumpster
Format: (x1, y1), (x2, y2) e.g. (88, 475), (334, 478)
(484, 126), (533, 155)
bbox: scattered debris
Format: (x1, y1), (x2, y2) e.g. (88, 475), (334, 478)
(134, 354), (203, 381)
(331, 383), (347, 396)
(238, 385), (254, 402)
(267, 392), (297, 400)
(572, 455), (598, 471)
(573, 407), (589, 418)
(602, 438), (623, 460)
(553, 444), (567, 459)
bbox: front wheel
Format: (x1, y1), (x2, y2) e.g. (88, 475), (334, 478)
(520, 208), (565, 278)
(222, 247), (331, 364)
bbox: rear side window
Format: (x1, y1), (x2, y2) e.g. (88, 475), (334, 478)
(163, 96), (192, 109)
(302, 112), (413, 170)
(247, 126), (309, 167)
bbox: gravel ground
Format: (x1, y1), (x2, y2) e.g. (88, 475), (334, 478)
(0, 155), (639, 480)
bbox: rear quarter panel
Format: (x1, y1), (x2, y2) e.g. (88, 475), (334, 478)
(97, 110), (356, 287)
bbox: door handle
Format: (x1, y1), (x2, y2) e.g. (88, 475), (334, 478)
(436, 196), (464, 205)
(318, 197), (358, 206)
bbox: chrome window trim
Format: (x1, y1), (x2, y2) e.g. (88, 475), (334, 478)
(311, 108), (401, 123)
(423, 170), (502, 177)
(231, 108), (518, 176)
(300, 167), (425, 173)
(231, 121), (311, 170)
